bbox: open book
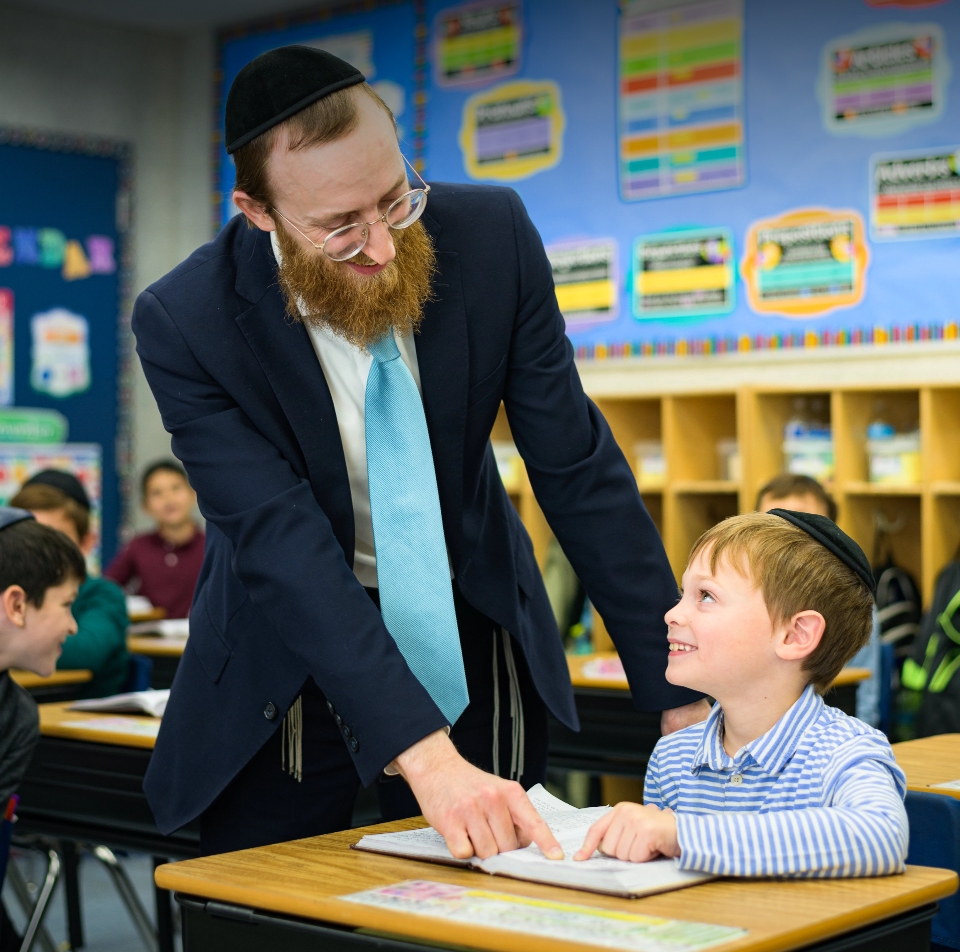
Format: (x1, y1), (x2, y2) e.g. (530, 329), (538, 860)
(69, 689), (169, 718)
(353, 784), (712, 898)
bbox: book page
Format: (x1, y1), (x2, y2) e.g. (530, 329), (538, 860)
(69, 689), (169, 717)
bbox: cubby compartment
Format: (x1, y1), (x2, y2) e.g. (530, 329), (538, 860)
(594, 397), (664, 490)
(925, 494), (960, 595)
(641, 492), (663, 537)
(665, 491), (739, 579)
(841, 494), (922, 591)
(924, 388), (960, 489)
(663, 394), (738, 486)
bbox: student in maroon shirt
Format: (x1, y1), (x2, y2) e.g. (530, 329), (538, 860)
(106, 461), (204, 619)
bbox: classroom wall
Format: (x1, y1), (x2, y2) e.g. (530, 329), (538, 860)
(0, 2), (214, 533)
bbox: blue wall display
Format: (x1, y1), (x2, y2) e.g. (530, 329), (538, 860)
(0, 130), (129, 564)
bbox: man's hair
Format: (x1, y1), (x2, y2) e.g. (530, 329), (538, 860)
(233, 82), (395, 214)
(11, 484), (89, 541)
(142, 459), (190, 499)
(756, 473), (837, 522)
(0, 518), (86, 606)
(689, 512), (874, 693)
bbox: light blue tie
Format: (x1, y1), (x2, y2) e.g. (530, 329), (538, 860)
(365, 333), (469, 725)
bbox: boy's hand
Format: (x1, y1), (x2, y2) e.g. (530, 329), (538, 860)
(574, 803), (679, 863)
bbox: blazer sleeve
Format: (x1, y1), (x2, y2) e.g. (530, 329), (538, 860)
(132, 290), (449, 784)
(501, 191), (701, 713)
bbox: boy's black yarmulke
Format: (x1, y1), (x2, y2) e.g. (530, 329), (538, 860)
(225, 45), (365, 154)
(769, 508), (875, 595)
(0, 507), (33, 531)
(24, 470), (91, 511)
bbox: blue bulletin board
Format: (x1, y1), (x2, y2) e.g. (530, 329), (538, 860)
(219, 0), (960, 360)
(0, 130), (129, 564)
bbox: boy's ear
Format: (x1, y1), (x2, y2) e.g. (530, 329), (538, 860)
(79, 532), (95, 556)
(1, 585), (28, 628)
(777, 610), (825, 662)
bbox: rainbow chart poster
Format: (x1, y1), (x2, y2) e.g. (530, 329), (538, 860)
(871, 146), (960, 240)
(618, 0), (745, 202)
(433, 0), (523, 88)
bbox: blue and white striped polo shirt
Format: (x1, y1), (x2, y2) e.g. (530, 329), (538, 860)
(644, 684), (908, 877)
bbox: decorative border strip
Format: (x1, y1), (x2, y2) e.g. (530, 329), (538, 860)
(573, 323), (959, 361)
(0, 126), (135, 543)
(213, 0), (427, 231)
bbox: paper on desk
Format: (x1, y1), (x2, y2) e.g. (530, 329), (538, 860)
(932, 779), (960, 791)
(61, 717), (161, 738)
(69, 689), (169, 718)
(128, 618), (190, 639)
(342, 880), (746, 952)
(354, 785), (712, 898)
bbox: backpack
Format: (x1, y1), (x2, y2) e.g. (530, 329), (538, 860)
(895, 560), (960, 741)
(874, 560), (922, 658)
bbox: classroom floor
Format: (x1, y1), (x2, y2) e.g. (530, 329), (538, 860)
(2, 849), (177, 952)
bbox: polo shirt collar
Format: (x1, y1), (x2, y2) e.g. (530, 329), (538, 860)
(690, 684), (823, 774)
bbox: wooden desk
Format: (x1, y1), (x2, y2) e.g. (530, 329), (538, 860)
(894, 735), (960, 800)
(550, 655), (870, 783)
(129, 607), (167, 623)
(17, 702), (198, 952)
(157, 820), (957, 952)
(10, 667), (92, 702)
(126, 634), (185, 689)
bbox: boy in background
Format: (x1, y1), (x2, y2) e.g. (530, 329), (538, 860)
(575, 511), (907, 876)
(0, 507), (85, 951)
(106, 460), (203, 619)
(756, 473), (881, 728)
(11, 471), (128, 698)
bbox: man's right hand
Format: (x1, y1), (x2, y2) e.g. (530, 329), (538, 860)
(392, 730), (564, 861)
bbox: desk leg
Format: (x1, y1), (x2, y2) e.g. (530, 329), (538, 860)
(154, 858), (175, 952)
(60, 841), (83, 950)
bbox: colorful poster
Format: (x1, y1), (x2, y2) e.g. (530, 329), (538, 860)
(459, 79), (564, 180)
(30, 308), (90, 398)
(0, 289), (12, 406)
(546, 239), (618, 327)
(0, 442), (102, 572)
(303, 29), (376, 76)
(433, 0), (522, 88)
(871, 146), (960, 240)
(632, 228), (735, 320)
(741, 209), (870, 317)
(618, 0), (745, 202)
(818, 23), (950, 136)
(344, 881), (746, 952)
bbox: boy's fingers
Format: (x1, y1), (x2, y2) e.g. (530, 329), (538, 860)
(575, 813), (613, 861)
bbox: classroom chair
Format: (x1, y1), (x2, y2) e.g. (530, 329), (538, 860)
(879, 641), (894, 737)
(2, 799), (61, 952)
(905, 790), (960, 950)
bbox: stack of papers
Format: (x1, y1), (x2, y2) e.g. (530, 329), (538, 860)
(354, 785), (712, 898)
(69, 689), (169, 718)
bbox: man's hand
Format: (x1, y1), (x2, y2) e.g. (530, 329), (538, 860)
(393, 730), (564, 861)
(660, 699), (711, 736)
(574, 803), (679, 864)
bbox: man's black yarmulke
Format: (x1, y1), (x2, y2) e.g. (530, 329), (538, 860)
(225, 45), (365, 154)
(24, 470), (91, 511)
(769, 508), (875, 595)
(0, 507), (33, 532)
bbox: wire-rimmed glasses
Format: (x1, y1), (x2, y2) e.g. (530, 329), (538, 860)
(272, 155), (430, 262)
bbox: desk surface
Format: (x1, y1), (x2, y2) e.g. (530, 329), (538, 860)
(38, 700), (159, 750)
(10, 668), (93, 690)
(567, 652), (870, 693)
(129, 607), (166, 623)
(893, 734), (960, 800)
(156, 819), (956, 952)
(127, 635), (187, 657)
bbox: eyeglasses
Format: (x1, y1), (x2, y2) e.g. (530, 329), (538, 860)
(272, 155), (430, 262)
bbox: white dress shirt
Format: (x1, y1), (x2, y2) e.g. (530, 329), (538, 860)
(270, 232), (423, 588)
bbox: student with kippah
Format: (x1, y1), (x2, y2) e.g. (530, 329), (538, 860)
(132, 44), (707, 857)
(575, 511), (908, 876)
(11, 471), (128, 698)
(105, 460), (204, 619)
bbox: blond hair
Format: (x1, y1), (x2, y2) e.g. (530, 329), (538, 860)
(689, 512), (873, 693)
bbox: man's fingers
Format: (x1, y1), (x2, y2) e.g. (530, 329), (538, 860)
(465, 811), (501, 860)
(480, 788), (521, 854)
(574, 813), (613, 861)
(441, 818), (476, 860)
(509, 791), (563, 859)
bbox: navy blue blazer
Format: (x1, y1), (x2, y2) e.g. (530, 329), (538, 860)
(135, 182), (698, 835)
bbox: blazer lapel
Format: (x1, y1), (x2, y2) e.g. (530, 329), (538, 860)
(416, 213), (469, 568)
(233, 228), (355, 562)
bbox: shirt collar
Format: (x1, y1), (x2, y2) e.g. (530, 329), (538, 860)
(690, 684), (823, 775)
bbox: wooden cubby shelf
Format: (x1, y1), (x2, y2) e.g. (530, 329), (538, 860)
(495, 383), (960, 615)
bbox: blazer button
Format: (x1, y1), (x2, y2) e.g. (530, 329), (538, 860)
(334, 714), (344, 727)
(327, 701), (336, 716)
(264, 702), (277, 720)
(349, 737), (360, 753)
(341, 724), (352, 739)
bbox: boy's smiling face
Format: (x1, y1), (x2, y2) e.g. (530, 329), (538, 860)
(0, 578), (80, 677)
(665, 546), (782, 700)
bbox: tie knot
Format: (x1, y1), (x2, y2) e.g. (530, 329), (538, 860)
(368, 333), (401, 363)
